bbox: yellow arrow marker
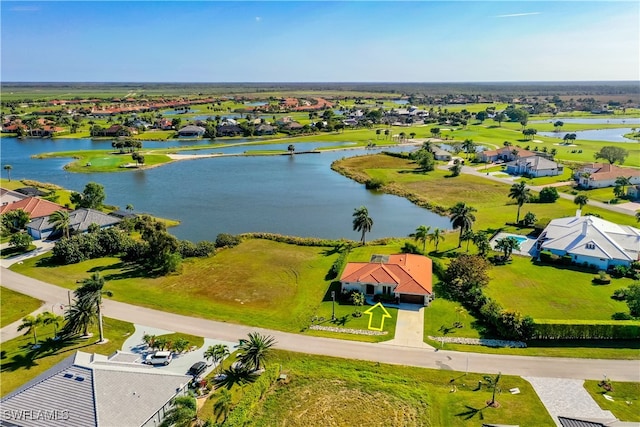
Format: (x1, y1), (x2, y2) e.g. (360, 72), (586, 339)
(364, 302), (392, 331)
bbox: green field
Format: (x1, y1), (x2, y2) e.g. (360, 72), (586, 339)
(0, 287), (42, 327)
(583, 380), (640, 422)
(243, 350), (554, 427)
(485, 257), (636, 321)
(0, 317), (134, 396)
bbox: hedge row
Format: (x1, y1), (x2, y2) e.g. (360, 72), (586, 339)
(327, 247), (351, 279)
(239, 232), (356, 247)
(533, 322), (640, 340)
(224, 365), (280, 427)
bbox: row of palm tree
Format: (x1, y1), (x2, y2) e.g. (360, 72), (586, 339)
(411, 225), (445, 252)
(18, 311), (64, 349)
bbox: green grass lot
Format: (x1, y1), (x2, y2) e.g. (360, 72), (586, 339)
(0, 317), (134, 396)
(10, 239), (339, 334)
(33, 150), (172, 173)
(484, 257), (637, 321)
(0, 287), (42, 327)
(336, 154), (638, 234)
(555, 185), (630, 204)
(244, 350), (554, 427)
(583, 380), (640, 422)
(0, 178), (74, 207)
(515, 167), (574, 185)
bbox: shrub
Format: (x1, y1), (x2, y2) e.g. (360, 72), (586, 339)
(612, 312), (632, 320)
(327, 247), (351, 279)
(365, 178), (384, 190)
(9, 232), (33, 251)
(224, 366), (280, 427)
(612, 265), (630, 278)
(538, 187), (559, 203)
(592, 271), (611, 285)
(400, 242), (421, 254)
(179, 240), (216, 258)
(612, 288), (628, 301)
(215, 233), (241, 248)
(533, 322), (640, 339)
(522, 212), (537, 227)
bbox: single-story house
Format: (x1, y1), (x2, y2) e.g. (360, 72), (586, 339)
(0, 351), (190, 427)
(254, 124), (275, 135)
(93, 125), (137, 137)
(431, 146), (452, 161)
(505, 155), (564, 178)
(478, 147), (536, 163)
(534, 211), (640, 270)
(0, 197), (67, 220)
(177, 125), (205, 138)
(216, 124), (243, 137)
(27, 208), (121, 240)
(574, 163), (640, 189)
(340, 254), (433, 305)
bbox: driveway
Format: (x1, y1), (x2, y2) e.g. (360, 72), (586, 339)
(382, 303), (432, 349)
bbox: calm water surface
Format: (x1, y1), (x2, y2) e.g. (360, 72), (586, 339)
(538, 128), (638, 143)
(1, 138), (450, 242)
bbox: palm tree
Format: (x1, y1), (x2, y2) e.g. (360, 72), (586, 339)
(428, 228), (445, 252)
(411, 225), (430, 253)
(17, 314), (44, 348)
(213, 389), (233, 423)
(462, 229), (475, 252)
(160, 395), (196, 427)
(449, 202), (477, 248)
(41, 311), (64, 339)
(3, 164), (12, 181)
(125, 204), (134, 212)
(62, 297), (97, 337)
(352, 206), (373, 245)
(494, 237), (520, 261)
(472, 232), (491, 258)
(574, 194), (589, 210)
(75, 273), (113, 343)
(615, 176), (632, 195)
(486, 372), (502, 406)
(49, 209), (71, 239)
(462, 139), (475, 158)
(237, 332), (276, 371)
(508, 181), (531, 224)
(287, 144), (295, 155)
(204, 344), (230, 372)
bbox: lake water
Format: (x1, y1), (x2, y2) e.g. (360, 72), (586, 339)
(0, 138), (451, 242)
(538, 128), (637, 143)
(530, 117), (640, 125)
(393, 100), (409, 105)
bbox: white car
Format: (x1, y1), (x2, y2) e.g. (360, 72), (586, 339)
(144, 351), (172, 365)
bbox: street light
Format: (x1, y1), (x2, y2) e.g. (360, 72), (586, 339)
(331, 291), (336, 321)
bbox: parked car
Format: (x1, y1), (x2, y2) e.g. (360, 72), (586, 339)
(144, 351), (172, 365)
(188, 361), (207, 377)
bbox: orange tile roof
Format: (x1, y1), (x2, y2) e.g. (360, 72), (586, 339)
(0, 197), (67, 218)
(340, 254), (432, 295)
(581, 163), (640, 181)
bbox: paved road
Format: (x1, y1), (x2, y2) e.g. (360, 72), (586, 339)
(2, 267), (638, 382)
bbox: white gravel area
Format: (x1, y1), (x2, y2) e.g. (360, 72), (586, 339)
(524, 377), (616, 426)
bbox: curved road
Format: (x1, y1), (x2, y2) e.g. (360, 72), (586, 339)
(2, 268), (638, 382)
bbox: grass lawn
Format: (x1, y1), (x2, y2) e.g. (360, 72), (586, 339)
(484, 256), (636, 321)
(0, 178), (74, 207)
(334, 154), (639, 236)
(10, 239), (338, 334)
(0, 244), (37, 259)
(0, 287), (42, 327)
(154, 332), (204, 350)
(34, 150), (172, 173)
(0, 317), (134, 396)
(244, 350), (554, 427)
(583, 380), (640, 422)
(515, 167), (574, 185)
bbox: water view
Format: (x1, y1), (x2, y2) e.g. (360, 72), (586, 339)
(530, 117), (640, 125)
(538, 128), (638, 143)
(1, 138), (450, 242)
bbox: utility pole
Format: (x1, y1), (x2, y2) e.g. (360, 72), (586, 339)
(331, 291), (336, 321)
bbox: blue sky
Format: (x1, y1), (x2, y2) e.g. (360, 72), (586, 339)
(2, 1), (638, 82)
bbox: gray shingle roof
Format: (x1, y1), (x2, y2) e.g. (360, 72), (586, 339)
(1, 351), (190, 427)
(27, 209), (121, 233)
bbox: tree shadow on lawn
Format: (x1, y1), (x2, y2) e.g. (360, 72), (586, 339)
(96, 262), (162, 281)
(456, 404), (490, 421)
(0, 335), (96, 373)
(322, 281), (342, 302)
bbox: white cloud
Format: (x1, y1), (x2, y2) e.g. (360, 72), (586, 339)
(255, 16), (262, 22)
(10, 6), (40, 12)
(495, 12), (541, 18)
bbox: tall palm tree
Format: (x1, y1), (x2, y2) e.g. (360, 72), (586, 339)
(508, 182), (531, 224)
(487, 372), (502, 406)
(160, 395), (196, 427)
(49, 210), (71, 239)
(449, 202), (477, 248)
(41, 311), (64, 339)
(462, 229), (475, 252)
(574, 194), (589, 210)
(237, 332), (276, 371)
(352, 206), (373, 245)
(62, 297), (97, 337)
(614, 176), (632, 195)
(411, 225), (430, 253)
(472, 232), (491, 258)
(428, 228), (445, 252)
(3, 164), (12, 181)
(462, 139), (475, 158)
(204, 344), (230, 372)
(17, 314), (44, 348)
(75, 273), (113, 343)
(213, 389), (233, 423)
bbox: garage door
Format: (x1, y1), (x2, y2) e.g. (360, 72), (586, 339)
(399, 294), (424, 304)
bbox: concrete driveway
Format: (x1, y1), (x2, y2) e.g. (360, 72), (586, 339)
(121, 324), (236, 379)
(382, 303), (432, 349)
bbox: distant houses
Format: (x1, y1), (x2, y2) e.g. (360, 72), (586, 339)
(478, 147), (536, 163)
(574, 163), (640, 189)
(177, 125), (205, 138)
(505, 155), (564, 178)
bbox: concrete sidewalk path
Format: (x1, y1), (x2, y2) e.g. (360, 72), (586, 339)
(524, 377), (616, 426)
